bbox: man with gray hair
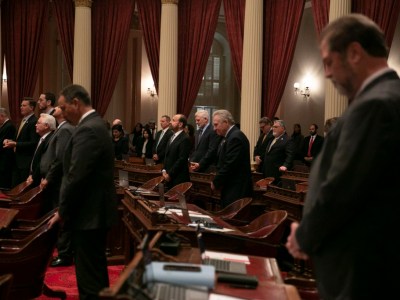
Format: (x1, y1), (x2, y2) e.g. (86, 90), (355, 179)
(286, 14), (400, 299)
(262, 119), (294, 184)
(27, 113), (56, 187)
(0, 108), (16, 189)
(190, 109), (221, 172)
(211, 109), (252, 207)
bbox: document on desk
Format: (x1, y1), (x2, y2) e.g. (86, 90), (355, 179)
(209, 294), (246, 300)
(204, 251), (250, 264)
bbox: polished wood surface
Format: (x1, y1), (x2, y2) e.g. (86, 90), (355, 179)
(0, 208), (18, 229)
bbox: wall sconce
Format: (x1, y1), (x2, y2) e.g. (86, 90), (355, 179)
(294, 82), (310, 100)
(147, 87), (157, 97)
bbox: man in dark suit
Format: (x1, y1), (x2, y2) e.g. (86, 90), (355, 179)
(190, 109), (221, 173)
(253, 117), (273, 173)
(152, 115), (173, 165)
(301, 123), (324, 166)
(40, 107), (75, 267)
(27, 113), (56, 187)
(286, 14), (400, 300)
(262, 120), (294, 185)
(48, 84), (117, 300)
(0, 108), (16, 189)
(3, 97), (40, 187)
(211, 110), (252, 208)
(162, 114), (191, 189)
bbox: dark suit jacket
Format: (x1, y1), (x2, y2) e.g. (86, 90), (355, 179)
(136, 137), (154, 159)
(253, 130), (274, 172)
(213, 126), (253, 207)
(59, 112), (117, 231)
(262, 133), (294, 183)
(301, 134), (324, 160)
(30, 131), (54, 186)
(296, 70), (400, 299)
(15, 114), (40, 170)
(163, 131), (191, 188)
(0, 120), (16, 188)
(152, 129), (173, 164)
(40, 121), (75, 209)
(190, 125), (221, 172)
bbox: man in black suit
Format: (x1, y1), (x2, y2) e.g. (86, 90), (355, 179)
(152, 115), (173, 164)
(211, 110), (252, 208)
(3, 97), (40, 187)
(162, 114), (191, 188)
(27, 113), (56, 187)
(0, 108), (16, 189)
(253, 117), (273, 173)
(286, 14), (400, 300)
(301, 123), (324, 166)
(40, 106), (75, 267)
(190, 109), (221, 173)
(48, 84), (117, 299)
(262, 120), (294, 185)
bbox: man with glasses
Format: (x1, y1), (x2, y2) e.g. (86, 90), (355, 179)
(253, 117), (273, 173)
(262, 120), (294, 185)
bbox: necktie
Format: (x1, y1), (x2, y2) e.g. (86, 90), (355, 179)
(196, 128), (203, 147)
(17, 118), (26, 138)
(268, 137), (278, 152)
(169, 133), (176, 144)
(307, 136), (314, 157)
(30, 137), (45, 172)
(156, 130), (165, 149)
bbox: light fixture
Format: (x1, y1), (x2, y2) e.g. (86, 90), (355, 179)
(147, 87), (157, 97)
(294, 82), (310, 100)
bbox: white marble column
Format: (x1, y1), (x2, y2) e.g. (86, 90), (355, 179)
(73, 0), (92, 94)
(324, 0), (351, 120)
(240, 0), (263, 162)
(158, 0), (178, 121)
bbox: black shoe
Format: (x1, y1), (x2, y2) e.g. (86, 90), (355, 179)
(50, 256), (73, 267)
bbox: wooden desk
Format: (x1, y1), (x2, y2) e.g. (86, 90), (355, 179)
(100, 231), (301, 300)
(0, 208), (19, 229)
(280, 171), (309, 191)
(122, 191), (285, 260)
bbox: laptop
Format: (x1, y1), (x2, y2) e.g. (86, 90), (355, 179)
(176, 193), (223, 229)
(196, 225), (247, 275)
(140, 232), (209, 300)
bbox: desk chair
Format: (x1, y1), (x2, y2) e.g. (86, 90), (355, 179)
(0, 221), (66, 299)
(164, 182), (193, 201)
(236, 210), (287, 238)
(211, 197), (252, 221)
(295, 181), (308, 193)
(0, 274), (13, 300)
(255, 177), (275, 189)
(0, 180), (33, 199)
(235, 210), (288, 257)
(140, 176), (165, 191)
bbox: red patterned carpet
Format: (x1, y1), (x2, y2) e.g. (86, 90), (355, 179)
(35, 264), (124, 300)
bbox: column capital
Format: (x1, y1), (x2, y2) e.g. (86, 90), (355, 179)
(162, 0), (178, 4)
(74, 0), (93, 8)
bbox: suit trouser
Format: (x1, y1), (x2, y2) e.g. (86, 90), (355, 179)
(72, 228), (109, 300)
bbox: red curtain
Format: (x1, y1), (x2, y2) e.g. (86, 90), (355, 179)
(177, 0), (222, 117)
(53, 0), (75, 80)
(1, 0), (49, 122)
(352, 0), (400, 49)
(223, 0), (245, 92)
(262, 0), (305, 119)
(91, 0), (135, 117)
(311, 0), (330, 38)
(137, 0), (161, 93)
